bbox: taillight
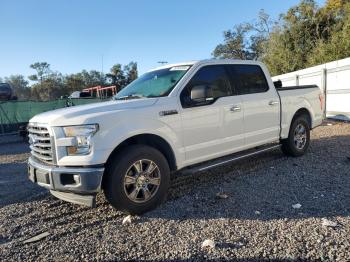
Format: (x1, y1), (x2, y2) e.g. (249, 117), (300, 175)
(319, 94), (324, 110)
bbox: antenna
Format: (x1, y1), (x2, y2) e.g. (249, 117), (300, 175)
(101, 54), (104, 74)
(101, 54), (104, 87)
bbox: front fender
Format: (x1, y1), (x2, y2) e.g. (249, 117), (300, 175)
(112, 117), (179, 147)
(56, 116), (183, 166)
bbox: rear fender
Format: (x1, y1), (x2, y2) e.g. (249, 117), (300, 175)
(281, 98), (314, 139)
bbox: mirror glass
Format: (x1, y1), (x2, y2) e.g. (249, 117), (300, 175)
(190, 85), (213, 104)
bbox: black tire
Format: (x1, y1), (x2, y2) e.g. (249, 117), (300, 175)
(104, 145), (170, 214)
(281, 115), (310, 157)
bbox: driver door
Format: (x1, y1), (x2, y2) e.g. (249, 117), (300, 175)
(178, 65), (244, 166)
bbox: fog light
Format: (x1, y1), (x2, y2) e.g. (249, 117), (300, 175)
(73, 174), (80, 184)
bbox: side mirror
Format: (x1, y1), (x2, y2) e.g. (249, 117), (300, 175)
(274, 80), (282, 89)
(190, 85), (213, 104)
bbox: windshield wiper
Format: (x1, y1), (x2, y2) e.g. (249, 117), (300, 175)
(114, 94), (145, 100)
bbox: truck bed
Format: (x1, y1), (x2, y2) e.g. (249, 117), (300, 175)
(277, 85), (324, 139)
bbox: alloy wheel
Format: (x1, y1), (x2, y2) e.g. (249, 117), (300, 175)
(293, 123), (307, 150)
(123, 159), (161, 203)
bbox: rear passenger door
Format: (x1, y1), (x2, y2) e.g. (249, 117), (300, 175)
(226, 64), (280, 147)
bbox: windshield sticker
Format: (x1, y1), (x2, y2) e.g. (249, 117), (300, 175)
(170, 66), (190, 71)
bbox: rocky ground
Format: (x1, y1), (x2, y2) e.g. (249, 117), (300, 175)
(0, 121), (349, 261)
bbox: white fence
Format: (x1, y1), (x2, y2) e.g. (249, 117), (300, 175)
(272, 57), (350, 120)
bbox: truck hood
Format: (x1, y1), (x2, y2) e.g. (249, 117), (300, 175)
(30, 98), (158, 125)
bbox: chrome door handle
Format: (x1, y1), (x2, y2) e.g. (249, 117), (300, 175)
(230, 105), (241, 112)
(268, 101), (279, 106)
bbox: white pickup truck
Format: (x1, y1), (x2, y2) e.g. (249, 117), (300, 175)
(28, 59), (324, 214)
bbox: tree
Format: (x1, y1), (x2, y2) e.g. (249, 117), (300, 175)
(262, 0), (350, 75)
(106, 62), (138, 92)
(4, 75), (30, 100)
(213, 23), (254, 60)
(64, 73), (86, 94)
(28, 62), (64, 101)
(80, 70), (105, 87)
(213, 10), (272, 60)
(28, 62), (51, 83)
(2, 60), (139, 100)
(250, 10), (273, 60)
(31, 72), (65, 101)
(307, 1), (350, 65)
(213, 0), (350, 75)
(106, 64), (125, 92)
(123, 62), (138, 86)
(326, 0), (347, 10)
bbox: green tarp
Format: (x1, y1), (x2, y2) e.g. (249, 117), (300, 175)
(0, 98), (105, 134)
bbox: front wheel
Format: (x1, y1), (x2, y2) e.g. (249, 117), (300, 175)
(104, 145), (170, 214)
(281, 115), (310, 157)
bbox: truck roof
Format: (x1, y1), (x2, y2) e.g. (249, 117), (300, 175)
(148, 59), (264, 72)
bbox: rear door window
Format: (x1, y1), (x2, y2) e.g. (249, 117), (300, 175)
(226, 65), (269, 95)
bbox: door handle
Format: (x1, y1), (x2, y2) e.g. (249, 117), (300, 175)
(268, 101), (279, 106)
(230, 105), (241, 112)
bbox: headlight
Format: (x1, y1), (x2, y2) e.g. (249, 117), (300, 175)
(63, 124), (99, 155)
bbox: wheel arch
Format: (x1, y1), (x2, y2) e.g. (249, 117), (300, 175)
(291, 108), (312, 128)
(104, 133), (177, 175)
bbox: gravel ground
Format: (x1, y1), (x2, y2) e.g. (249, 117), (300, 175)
(0, 121), (349, 261)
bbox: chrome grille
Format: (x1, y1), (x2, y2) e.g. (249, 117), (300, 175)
(28, 124), (54, 165)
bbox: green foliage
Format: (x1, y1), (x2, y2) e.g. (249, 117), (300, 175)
(30, 72), (65, 101)
(213, 23), (254, 59)
(213, 10), (272, 60)
(214, 0), (350, 75)
(64, 73), (87, 95)
(307, 2), (350, 65)
(124, 62), (138, 86)
(28, 62), (51, 83)
(263, 0), (339, 75)
(80, 70), (106, 87)
(3, 75), (30, 100)
(0, 61), (139, 101)
(106, 64), (125, 91)
(106, 62), (138, 92)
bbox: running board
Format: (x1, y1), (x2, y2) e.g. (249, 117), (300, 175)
(180, 144), (281, 175)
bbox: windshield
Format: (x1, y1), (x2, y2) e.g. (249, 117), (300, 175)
(114, 65), (191, 100)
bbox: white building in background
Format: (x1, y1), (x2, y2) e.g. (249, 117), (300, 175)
(272, 57), (350, 120)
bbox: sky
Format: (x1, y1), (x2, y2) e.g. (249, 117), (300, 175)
(0, 0), (325, 78)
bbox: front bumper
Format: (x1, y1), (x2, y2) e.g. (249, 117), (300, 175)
(28, 157), (104, 207)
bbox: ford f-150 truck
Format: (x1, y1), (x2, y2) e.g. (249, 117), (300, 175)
(28, 59), (324, 214)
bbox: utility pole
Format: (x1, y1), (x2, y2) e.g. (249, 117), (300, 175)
(101, 54), (104, 74)
(101, 54), (104, 88)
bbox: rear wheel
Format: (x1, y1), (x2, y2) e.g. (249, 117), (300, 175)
(281, 115), (310, 157)
(104, 145), (170, 214)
